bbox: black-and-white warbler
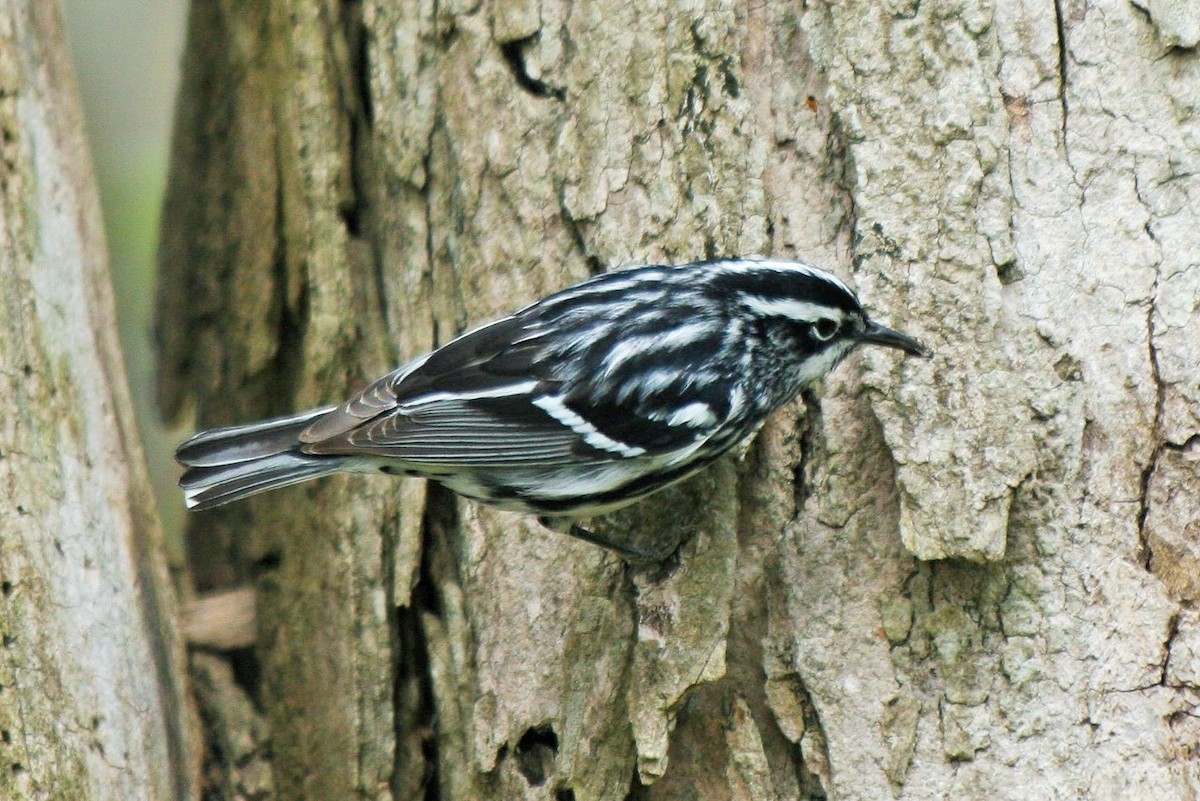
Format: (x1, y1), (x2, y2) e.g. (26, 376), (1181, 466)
(177, 258), (927, 559)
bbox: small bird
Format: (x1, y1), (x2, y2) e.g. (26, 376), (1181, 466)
(177, 258), (927, 560)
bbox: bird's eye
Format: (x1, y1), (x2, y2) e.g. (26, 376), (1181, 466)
(812, 319), (839, 341)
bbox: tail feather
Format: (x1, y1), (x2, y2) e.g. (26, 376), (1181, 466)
(176, 406), (336, 467)
(181, 453), (341, 510)
(177, 407), (344, 511)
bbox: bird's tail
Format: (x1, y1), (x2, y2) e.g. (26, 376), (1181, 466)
(177, 406), (344, 511)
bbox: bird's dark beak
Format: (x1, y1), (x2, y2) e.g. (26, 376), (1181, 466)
(858, 320), (930, 358)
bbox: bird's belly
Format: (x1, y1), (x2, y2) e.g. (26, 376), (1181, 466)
(435, 450), (728, 518)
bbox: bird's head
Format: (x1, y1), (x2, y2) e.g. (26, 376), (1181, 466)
(714, 259), (929, 385)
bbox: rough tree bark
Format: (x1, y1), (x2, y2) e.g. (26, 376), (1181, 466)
(0, 3), (197, 800)
(157, 0), (1200, 798)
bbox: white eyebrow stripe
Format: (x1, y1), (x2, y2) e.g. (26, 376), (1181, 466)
(739, 295), (845, 324)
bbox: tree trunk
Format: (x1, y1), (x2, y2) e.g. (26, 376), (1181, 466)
(0, 3), (197, 800)
(157, 0), (1200, 798)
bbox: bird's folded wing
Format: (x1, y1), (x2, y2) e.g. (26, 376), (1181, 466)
(299, 386), (716, 467)
(297, 303), (730, 468)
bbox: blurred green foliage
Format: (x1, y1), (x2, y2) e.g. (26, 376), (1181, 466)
(62, 0), (188, 551)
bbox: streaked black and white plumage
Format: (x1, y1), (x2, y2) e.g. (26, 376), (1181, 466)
(177, 258), (927, 557)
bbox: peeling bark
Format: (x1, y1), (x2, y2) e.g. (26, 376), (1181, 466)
(159, 0), (1200, 798)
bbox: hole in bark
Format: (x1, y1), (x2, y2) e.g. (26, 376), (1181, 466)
(2, 635), (15, 648)
(555, 790), (576, 801)
(1, 581), (11, 596)
(1053, 354), (1083, 383)
(515, 725), (558, 786)
(518, 725), (558, 751)
(996, 260), (1022, 284)
(10, 762), (23, 775)
(500, 37), (566, 100)
(252, 551), (282, 574)
(228, 648), (262, 703)
(340, 204), (362, 237)
(0, 729), (9, 744)
(21, 364), (31, 376)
